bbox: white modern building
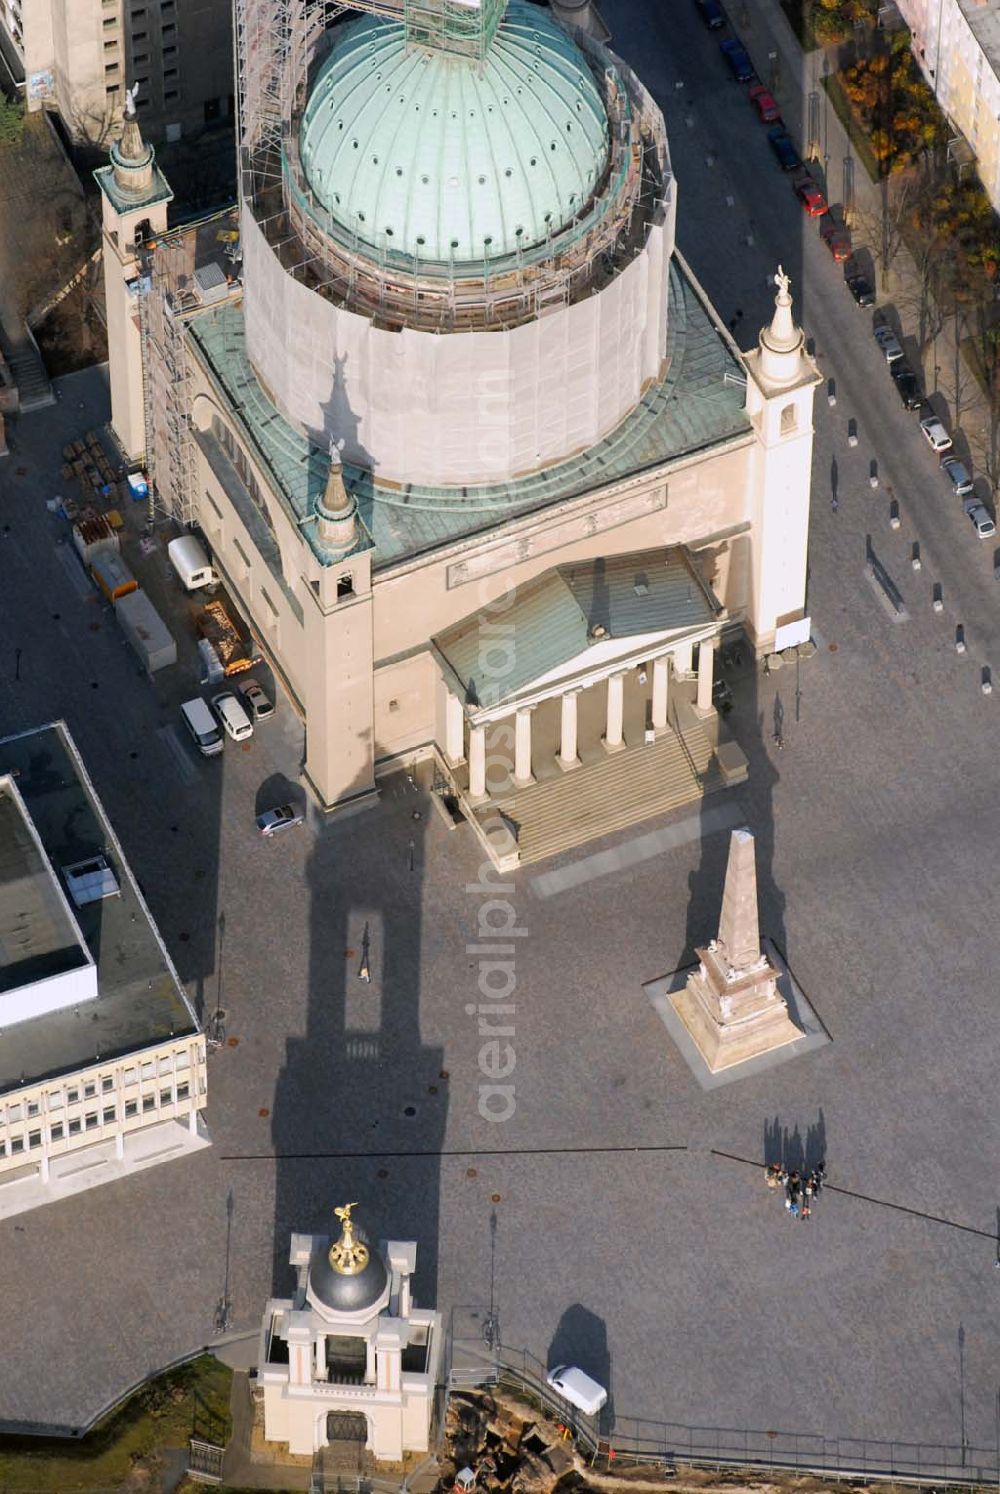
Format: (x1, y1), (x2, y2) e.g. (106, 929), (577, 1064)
(258, 1203), (441, 1462)
(96, 0), (819, 867)
(896, 0), (1000, 214)
(0, 722), (209, 1218)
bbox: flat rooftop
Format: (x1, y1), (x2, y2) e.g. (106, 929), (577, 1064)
(0, 786), (90, 995)
(187, 251), (751, 571)
(0, 724), (199, 1095)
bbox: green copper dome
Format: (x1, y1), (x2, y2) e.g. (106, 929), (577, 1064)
(298, 2), (610, 263)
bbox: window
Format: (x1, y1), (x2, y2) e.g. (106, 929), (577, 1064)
(103, 1106), (116, 1124)
(107, 84), (120, 97)
(105, 63), (120, 77)
(158, 1056), (174, 1075)
(131, 29), (147, 40)
(133, 52), (149, 64)
(160, 1087), (173, 1105)
(141, 1062), (154, 1080)
(177, 1083), (190, 1101)
(50, 1123), (64, 1141)
(142, 1094), (156, 1112)
(123, 1068), (137, 1085)
(48, 1091), (63, 1110)
(68, 1118), (81, 1136)
(66, 1088), (78, 1104)
(125, 1101), (138, 1118)
(84, 1083), (96, 1099)
(104, 39), (119, 52)
(85, 1113), (99, 1131)
(163, 44), (176, 56)
(337, 574), (354, 600)
(103, 15), (118, 28)
(28, 1131), (40, 1150)
(26, 1101), (39, 1117)
(162, 21), (175, 35)
(8, 1105), (22, 1122)
(10, 1137), (23, 1154)
(780, 403), (797, 435)
(176, 1051), (189, 1071)
(164, 67), (177, 79)
(102, 1076), (114, 1093)
(165, 91), (178, 102)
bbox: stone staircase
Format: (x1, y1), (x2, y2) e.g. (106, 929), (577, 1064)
(483, 712), (728, 866)
(4, 335), (54, 412)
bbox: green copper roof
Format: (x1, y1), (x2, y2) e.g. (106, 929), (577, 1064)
(188, 255), (752, 571)
(298, 2), (609, 262)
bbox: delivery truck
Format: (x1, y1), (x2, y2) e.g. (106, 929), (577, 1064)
(115, 589), (177, 673)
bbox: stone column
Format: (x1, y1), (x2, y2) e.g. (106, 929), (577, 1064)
(188, 1107), (199, 1135)
(696, 639), (715, 714)
(468, 725), (487, 800)
(559, 689), (580, 769)
(116, 1130), (125, 1158)
(444, 691), (465, 765)
(514, 706), (534, 785)
(651, 656), (669, 732)
(365, 1337), (376, 1383)
(674, 639), (693, 677)
(604, 673), (625, 751)
(315, 1334), (327, 1382)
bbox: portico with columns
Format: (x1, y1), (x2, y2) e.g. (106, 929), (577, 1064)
(433, 547), (746, 867)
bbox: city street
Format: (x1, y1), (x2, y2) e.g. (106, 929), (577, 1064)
(1, 5), (1000, 1471)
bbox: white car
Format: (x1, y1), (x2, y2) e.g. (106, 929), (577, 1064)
(256, 804), (305, 837)
(919, 415), (952, 453)
(212, 690), (254, 742)
(545, 1365), (608, 1416)
(964, 499), (996, 538)
(239, 677), (275, 722)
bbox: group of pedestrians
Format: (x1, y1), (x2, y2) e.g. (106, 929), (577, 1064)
(764, 1160), (825, 1220)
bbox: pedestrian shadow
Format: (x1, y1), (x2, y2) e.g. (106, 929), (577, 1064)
(763, 1109), (827, 1172)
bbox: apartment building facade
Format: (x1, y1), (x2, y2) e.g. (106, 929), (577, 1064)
(0, 0), (233, 147)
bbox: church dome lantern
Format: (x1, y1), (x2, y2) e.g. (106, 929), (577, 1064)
(308, 1202), (390, 1317)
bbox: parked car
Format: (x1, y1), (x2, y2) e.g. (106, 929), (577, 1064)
(873, 323), (904, 363)
(821, 221), (852, 261)
(767, 126), (801, 171)
(920, 414), (953, 452)
(794, 177), (828, 216)
(546, 1366), (608, 1416)
(891, 363), (922, 411)
(212, 690), (254, 742)
(941, 455), (974, 497)
(749, 82), (781, 122)
(256, 804), (305, 837)
(694, 0), (725, 26)
(239, 677), (276, 722)
(964, 499), (996, 538)
(845, 270), (876, 308)
(720, 38), (755, 82)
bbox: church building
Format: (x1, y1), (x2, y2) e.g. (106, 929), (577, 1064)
(95, 0), (819, 866)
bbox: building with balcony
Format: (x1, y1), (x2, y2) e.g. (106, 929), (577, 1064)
(0, 721), (209, 1219)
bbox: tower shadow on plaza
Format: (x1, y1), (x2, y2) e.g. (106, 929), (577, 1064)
(268, 749), (446, 1308)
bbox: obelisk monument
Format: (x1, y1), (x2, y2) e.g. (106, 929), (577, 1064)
(670, 828), (800, 1072)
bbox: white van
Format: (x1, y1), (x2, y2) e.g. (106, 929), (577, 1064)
(180, 697), (224, 757)
(168, 535), (219, 592)
(545, 1365), (608, 1416)
(212, 690), (254, 742)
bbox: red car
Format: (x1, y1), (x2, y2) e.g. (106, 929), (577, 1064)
(821, 220), (852, 262)
(795, 179), (828, 216)
(749, 83), (781, 123)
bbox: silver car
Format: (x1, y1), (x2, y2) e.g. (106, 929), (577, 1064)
(941, 456), (973, 496)
(256, 804), (305, 837)
(964, 500), (996, 538)
(920, 415), (953, 453)
(873, 324), (904, 363)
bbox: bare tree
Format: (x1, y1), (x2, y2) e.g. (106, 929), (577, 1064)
(851, 173), (912, 292)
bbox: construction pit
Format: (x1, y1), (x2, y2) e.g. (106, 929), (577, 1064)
(436, 1389), (938, 1494)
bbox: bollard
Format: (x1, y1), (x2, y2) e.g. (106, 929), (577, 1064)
(956, 624), (966, 655)
(912, 543), (921, 571)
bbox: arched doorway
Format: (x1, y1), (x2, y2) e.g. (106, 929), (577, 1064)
(326, 1411), (368, 1444)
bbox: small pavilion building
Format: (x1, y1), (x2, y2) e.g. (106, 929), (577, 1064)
(258, 1203), (442, 1462)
